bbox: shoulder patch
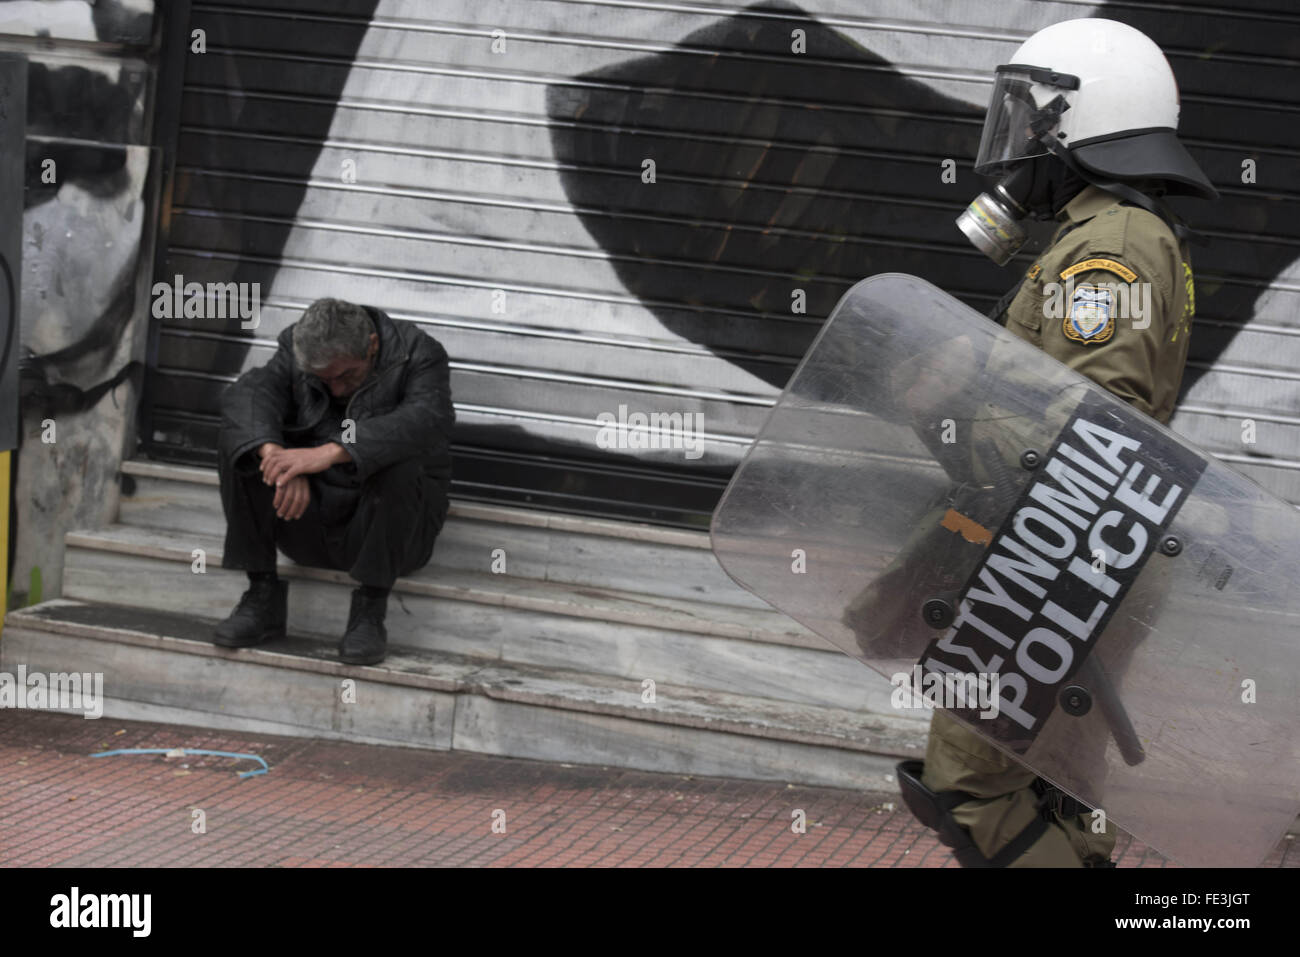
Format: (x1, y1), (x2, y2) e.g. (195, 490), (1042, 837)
(1059, 257), (1138, 284)
(1063, 283), (1115, 344)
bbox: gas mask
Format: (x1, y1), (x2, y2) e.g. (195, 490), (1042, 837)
(956, 154), (1080, 265)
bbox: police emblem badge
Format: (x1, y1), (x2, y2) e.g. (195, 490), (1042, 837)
(1064, 283), (1115, 343)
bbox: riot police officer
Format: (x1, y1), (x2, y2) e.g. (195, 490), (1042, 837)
(917, 17), (1218, 867)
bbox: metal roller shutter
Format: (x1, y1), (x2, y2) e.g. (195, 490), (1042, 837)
(143, 0), (1300, 528)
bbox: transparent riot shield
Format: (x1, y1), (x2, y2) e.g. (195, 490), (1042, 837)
(711, 273), (1300, 867)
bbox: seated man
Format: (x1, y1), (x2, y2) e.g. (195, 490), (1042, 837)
(213, 297), (454, 665)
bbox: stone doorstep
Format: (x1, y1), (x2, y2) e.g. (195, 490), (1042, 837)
(64, 523), (822, 650)
(2, 598), (927, 759)
(63, 527), (900, 716)
(116, 463), (777, 613)
(118, 464), (891, 583)
(119, 459), (710, 548)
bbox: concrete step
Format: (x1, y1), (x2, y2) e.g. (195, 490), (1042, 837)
(1, 599), (926, 790)
(61, 522), (897, 714)
(118, 460), (767, 610)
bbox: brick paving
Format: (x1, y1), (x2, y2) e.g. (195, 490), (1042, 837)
(0, 712), (1293, 868)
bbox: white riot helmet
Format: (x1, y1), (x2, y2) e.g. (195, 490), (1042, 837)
(975, 18), (1216, 197)
(959, 18), (1217, 264)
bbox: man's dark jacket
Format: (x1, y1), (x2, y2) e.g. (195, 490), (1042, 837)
(218, 306), (454, 497)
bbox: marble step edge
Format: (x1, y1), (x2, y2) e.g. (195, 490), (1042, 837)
(64, 523), (826, 651)
(3, 598), (928, 760)
(120, 459), (711, 549)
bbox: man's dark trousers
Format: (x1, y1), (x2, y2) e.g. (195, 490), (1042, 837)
(218, 450), (446, 589)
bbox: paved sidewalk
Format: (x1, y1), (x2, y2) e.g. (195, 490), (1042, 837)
(0, 712), (1293, 867)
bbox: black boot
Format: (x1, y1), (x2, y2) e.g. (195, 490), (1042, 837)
(340, 587), (388, 665)
(213, 577), (287, 647)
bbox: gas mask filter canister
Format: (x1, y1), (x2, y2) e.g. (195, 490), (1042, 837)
(955, 181), (1030, 266)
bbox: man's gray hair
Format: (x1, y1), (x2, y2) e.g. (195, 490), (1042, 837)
(292, 298), (374, 372)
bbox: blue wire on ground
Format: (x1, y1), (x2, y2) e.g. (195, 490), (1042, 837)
(89, 747), (270, 778)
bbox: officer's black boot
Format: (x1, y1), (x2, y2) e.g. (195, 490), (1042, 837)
(213, 575), (288, 647)
(896, 760), (1057, 867)
(340, 586), (388, 665)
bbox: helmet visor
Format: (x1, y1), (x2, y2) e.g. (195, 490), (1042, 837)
(974, 65), (1079, 175)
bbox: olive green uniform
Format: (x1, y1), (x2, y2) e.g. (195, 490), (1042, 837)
(921, 185), (1196, 867)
